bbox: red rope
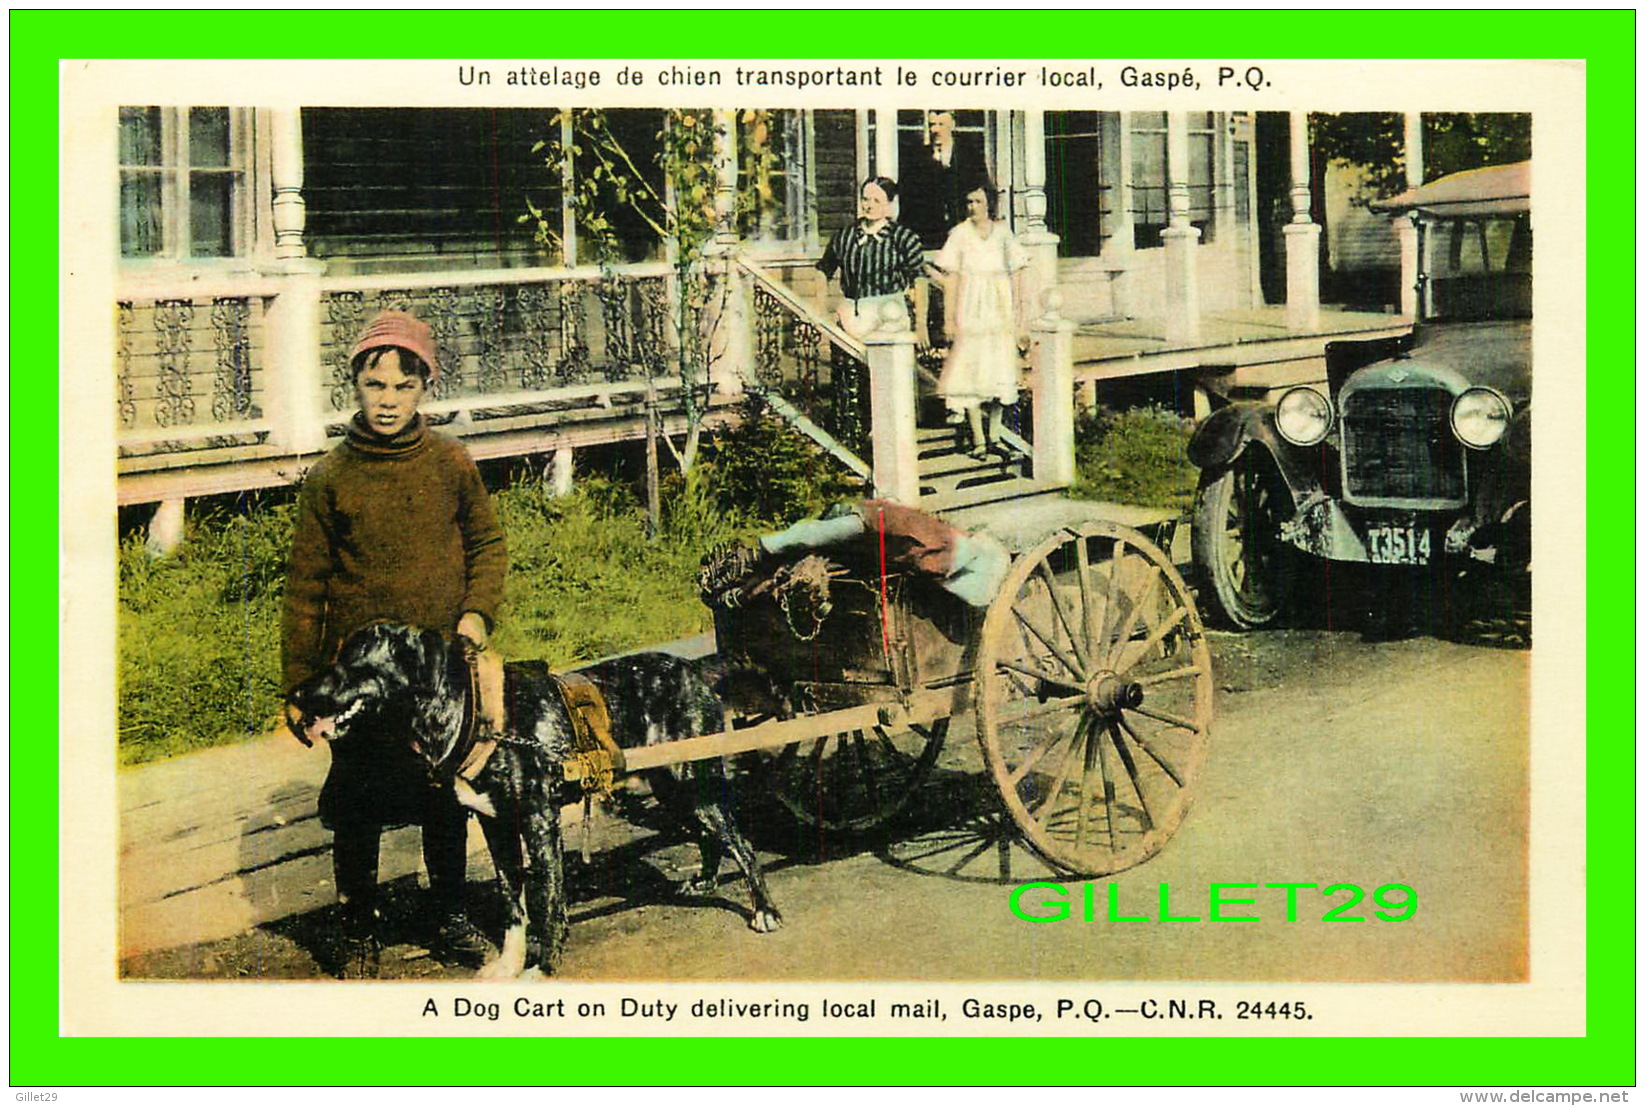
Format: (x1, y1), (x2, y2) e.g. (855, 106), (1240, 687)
(877, 505), (892, 663)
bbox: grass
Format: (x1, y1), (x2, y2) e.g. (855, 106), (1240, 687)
(1067, 404), (1199, 514)
(117, 404), (864, 765)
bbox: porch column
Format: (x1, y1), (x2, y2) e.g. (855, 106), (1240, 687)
(264, 109), (327, 455)
(704, 109), (749, 395)
(263, 266), (327, 455)
(1031, 290), (1077, 487)
(1162, 111), (1202, 345)
(863, 305), (920, 504)
(1016, 110), (1062, 311)
(873, 105), (898, 183)
(1110, 112), (1137, 318)
(1395, 112), (1424, 318)
(1284, 111), (1322, 331)
(270, 109), (307, 261)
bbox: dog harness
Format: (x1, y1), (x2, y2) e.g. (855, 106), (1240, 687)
(445, 650), (624, 794)
(550, 672), (626, 798)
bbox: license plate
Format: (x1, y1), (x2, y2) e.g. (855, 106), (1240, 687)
(1364, 520), (1431, 565)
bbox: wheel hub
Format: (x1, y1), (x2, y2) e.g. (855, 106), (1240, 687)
(1087, 671), (1143, 715)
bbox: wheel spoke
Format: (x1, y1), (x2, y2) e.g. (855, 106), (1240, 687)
(1008, 710), (1082, 786)
(1035, 561), (1091, 675)
(1104, 563), (1163, 668)
(1080, 716), (1115, 853)
(1102, 537), (1128, 650)
(1074, 535), (1101, 667)
(996, 693), (1084, 727)
(1128, 702), (1202, 734)
(1029, 712), (1087, 826)
(996, 657), (1084, 695)
(1012, 605), (1084, 683)
(1118, 715), (1186, 786)
(1106, 723), (1154, 831)
(1112, 605), (1189, 677)
(1134, 664), (1205, 687)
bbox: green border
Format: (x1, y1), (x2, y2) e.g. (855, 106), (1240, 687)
(14, 9), (1634, 1088)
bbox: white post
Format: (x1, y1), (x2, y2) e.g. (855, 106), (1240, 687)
(263, 268), (327, 456)
(1031, 289), (1077, 487)
(560, 111), (578, 265)
(548, 447), (575, 497)
(145, 498), (186, 557)
(855, 110), (872, 184)
(704, 109), (748, 396)
(270, 109), (307, 261)
(263, 108), (328, 455)
(873, 105), (898, 183)
(1162, 111), (1202, 344)
(712, 108), (738, 247)
(862, 304), (920, 504)
(1284, 111), (1322, 331)
(1395, 112), (1423, 318)
(1016, 110), (1061, 312)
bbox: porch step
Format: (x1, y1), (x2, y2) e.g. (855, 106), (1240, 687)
(914, 423), (1035, 500)
(922, 476), (1068, 515)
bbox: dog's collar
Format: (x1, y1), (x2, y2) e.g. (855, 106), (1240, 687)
(429, 641), (495, 784)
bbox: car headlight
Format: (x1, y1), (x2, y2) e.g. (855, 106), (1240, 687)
(1451, 388), (1511, 449)
(1274, 387), (1333, 446)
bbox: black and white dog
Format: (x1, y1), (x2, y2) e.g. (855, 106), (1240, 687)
(287, 622), (782, 978)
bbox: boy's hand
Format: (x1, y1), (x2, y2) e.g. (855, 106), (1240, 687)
(457, 611), (489, 652)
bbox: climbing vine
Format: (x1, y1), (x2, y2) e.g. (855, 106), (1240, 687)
(525, 109), (781, 473)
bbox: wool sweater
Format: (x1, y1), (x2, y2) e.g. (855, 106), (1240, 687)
(281, 414), (507, 693)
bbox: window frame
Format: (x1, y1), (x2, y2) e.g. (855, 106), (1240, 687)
(119, 105), (252, 266)
(1128, 111), (1220, 250)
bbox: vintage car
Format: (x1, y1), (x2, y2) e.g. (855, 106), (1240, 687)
(1187, 160), (1531, 629)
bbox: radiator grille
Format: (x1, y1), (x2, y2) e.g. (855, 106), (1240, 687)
(1340, 387), (1466, 504)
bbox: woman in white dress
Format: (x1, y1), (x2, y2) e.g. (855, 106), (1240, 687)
(931, 183), (1028, 457)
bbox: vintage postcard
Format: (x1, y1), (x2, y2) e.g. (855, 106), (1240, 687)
(56, 41), (1594, 1058)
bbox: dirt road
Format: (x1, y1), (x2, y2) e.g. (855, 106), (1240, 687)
(122, 612), (1529, 985)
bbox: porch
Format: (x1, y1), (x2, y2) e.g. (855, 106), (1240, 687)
(111, 103), (1418, 528)
(1072, 306), (1414, 408)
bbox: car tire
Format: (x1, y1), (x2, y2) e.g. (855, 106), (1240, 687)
(1191, 447), (1297, 630)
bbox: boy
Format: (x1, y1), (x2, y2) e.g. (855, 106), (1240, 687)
(282, 310), (507, 978)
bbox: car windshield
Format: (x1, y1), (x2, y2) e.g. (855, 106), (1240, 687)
(1425, 212), (1531, 321)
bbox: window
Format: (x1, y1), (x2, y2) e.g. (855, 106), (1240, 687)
(1129, 111), (1217, 249)
(304, 108), (562, 264)
(1045, 111), (1119, 257)
(119, 106), (248, 259)
(739, 109), (810, 243)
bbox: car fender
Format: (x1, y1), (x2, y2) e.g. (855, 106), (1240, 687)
(1188, 403), (1325, 503)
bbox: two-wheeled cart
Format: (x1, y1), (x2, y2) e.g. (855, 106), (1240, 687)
(606, 521), (1213, 878)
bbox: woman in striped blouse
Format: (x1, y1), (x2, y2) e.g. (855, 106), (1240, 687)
(818, 176), (929, 340)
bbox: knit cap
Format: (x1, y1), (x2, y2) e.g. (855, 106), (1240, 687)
(350, 310), (441, 383)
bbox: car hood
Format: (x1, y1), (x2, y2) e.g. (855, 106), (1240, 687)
(1399, 319), (1532, 402)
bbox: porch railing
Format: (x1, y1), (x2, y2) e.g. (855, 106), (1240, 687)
(737, 256), (872, 478)
(115, 262), (696, 469)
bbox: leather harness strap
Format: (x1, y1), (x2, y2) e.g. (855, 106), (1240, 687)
(447, 644), (504, 785)
(441, 649), (623, 801)
(550, 671), (625, 796)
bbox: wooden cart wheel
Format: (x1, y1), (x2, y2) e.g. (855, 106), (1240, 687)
(976, 521), (1213, 877)
(769, 717), (948, 833)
